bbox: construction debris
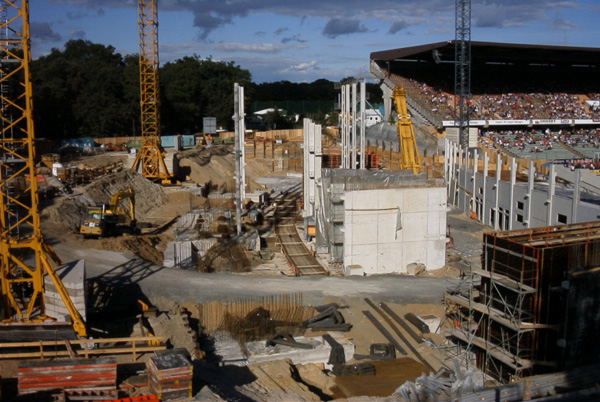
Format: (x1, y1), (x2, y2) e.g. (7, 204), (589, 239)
(394, 363), (484, 401)
(303, 303), (352, 332)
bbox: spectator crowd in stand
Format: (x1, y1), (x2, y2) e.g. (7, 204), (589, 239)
(390, 74), (600, 122)
(481, 128), (600, 168)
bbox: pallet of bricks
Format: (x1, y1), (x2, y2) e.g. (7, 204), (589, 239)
(18, 357), (117, 400)
(148, 349), (193, 400)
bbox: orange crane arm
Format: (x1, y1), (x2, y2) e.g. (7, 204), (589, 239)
(392, 87), (421, 174)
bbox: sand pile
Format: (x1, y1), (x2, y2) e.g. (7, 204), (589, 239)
(41, 169), (167, 231)
(175, 145), (268, 192)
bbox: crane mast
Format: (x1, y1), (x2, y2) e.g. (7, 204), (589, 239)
(132, 0), (170, 182)
(0, 0), (85, 337)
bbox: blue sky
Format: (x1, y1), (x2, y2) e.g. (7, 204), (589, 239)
(30, 0), (600, 83)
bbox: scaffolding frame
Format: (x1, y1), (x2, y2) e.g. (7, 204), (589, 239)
(445, 221), (600, 383)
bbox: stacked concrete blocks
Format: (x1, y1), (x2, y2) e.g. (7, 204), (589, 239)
(44, 259), (87, 323)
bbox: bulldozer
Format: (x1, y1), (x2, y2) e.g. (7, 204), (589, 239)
(80, 187), (137, 238)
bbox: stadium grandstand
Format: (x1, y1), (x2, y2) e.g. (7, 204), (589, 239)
(370, 40), (600, 167)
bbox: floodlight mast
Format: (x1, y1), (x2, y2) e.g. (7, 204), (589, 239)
(455, 0), (471, 148)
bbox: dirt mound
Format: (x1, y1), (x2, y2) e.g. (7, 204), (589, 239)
(41, 194), (96, 231)
(41, 169), (167, 231)
(175, 145), (265, 192)
(75, 153), (128, 169)
(97, 234), (171, 266)
(81, 169), (167, 218)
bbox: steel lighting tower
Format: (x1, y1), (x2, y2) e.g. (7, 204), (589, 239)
(455, 0), (471, 148)
(132, 0), (170, 182)
(0, 0), (85, 336)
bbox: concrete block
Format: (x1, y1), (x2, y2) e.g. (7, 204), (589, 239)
(406, 262), (425, 276)
(418, 314), (441, 334)
(344, 264), (364, 276)
(43, 259), (86, 323)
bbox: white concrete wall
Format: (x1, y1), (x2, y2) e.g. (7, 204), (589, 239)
(343, 187), (447, 275)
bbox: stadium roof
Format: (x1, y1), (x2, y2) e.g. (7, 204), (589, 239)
(370, 41), (600, 67)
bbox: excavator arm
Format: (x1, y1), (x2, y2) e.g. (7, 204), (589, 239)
(110, 187), (136, 223)
(392, 87), (421, 174)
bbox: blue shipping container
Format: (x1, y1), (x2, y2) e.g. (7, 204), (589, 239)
(160, 135), (195, 148)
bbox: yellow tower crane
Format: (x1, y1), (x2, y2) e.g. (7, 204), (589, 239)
(392, 87), (421, 174)
(0, 0), (86, 337)
(131, 0), (171, 182)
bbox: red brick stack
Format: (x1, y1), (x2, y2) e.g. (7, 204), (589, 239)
(18, 357), (117, 399)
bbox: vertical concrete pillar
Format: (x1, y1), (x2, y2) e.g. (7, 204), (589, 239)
(471, 149), (478, 220)
(572, 169), (581, 223)
(482, 152), (489, 225)
(546, 164), (556, 225)
(340, 86), (346, 169)
(345, 84), (351, 169)
(509, 157), (516, 230)
(494, 153), (501, 231)
(303, 118), (311, 219)
(351, 82), (357, 169)
(233, 83), (246, 235)
(526, 160), (535, 227)
(381, 84), (393, 124)
(360, 80), (366, 170)
(444, 139), (449, 185)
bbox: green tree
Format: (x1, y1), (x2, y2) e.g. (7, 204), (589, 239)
(160, 55), (251, 133)
(263, 108), (294, 130)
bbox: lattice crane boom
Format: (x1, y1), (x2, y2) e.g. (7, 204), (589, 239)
(0, 0), (86, 337)
(131, 0), (170, 182)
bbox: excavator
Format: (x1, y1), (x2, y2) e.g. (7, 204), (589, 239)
(392, 87), (422, 174)
(80, 187), (137, 238)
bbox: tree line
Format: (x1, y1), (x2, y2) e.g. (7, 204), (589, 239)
(30, 39), (381, 139)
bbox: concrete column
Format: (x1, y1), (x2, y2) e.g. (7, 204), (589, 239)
(444, 139), (449, 186)
(546, 164), (556, 226)
(526, 160), (535, 227)
(494, 153), (501, 231)
(340, 86), (346, 169)
(509, 157), (516, 230)
(351, 82), (357, 169)
(233, 83), (246, 235)
(482, 152), (489, 225)
(572, 169), (581, 223)
(360, 80), (366, 170)
(345, 84), (351, 169)
(381, 84), (393, 124)
(303, 118), (311, 218)
(471, 149), (478, 220)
